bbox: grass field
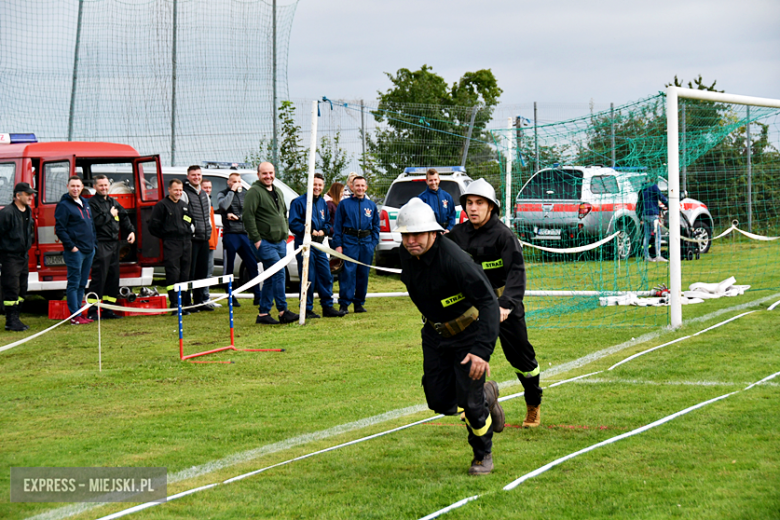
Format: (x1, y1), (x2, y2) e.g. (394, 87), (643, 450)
(2, 250), (779, 519)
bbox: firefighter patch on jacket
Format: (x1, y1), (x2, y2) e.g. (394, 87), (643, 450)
(364, 208), (372, 218)
(442, 200), (448, 208)
(320, 209), (325, 219)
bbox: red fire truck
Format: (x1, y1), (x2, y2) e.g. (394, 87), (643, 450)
(0, 133), (165, 298)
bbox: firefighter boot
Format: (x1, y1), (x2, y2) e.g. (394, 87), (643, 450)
(468, 453), (493, 476)
(484, 380), (505, 433)
(522, 404), (541, 428)
(5, 305), (29, 332)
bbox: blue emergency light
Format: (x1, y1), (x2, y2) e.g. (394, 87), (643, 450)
(0, 133), (38, 144)
(403, 166), (466, 174)
(202, 160), (251, 169)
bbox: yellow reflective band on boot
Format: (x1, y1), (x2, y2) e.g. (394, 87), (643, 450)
(464, 413), (492, 437)
(514, 365), (541, 378)
(18, 297), (24, 303)
(482, 258), (503, 270)
(166, 285), (175, 291)
(104, 296), (117, 303)
(441, 293), (465, 307)
(86, 298), (100, 304)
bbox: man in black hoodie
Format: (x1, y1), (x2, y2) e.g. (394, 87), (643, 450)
(0, 183), (36, 331)
(87, 175), (136, 320)
(181, 165), (213, 311)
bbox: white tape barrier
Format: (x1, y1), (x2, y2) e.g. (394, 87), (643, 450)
(96, 247), (302, 315)
(0, 303), (92, 354)
(768, 299), (780, 311)
(519, 231), (620, 254)
(310, 241), (402, 274)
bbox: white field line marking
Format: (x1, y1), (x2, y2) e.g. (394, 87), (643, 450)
(25, 293), (779, 520)
(769, 299), (780, 311)
(560, 378), (779, 388)
(692, 311), (755, 335)
(418, 369), (780, 520)
(608, 336), (691, 370)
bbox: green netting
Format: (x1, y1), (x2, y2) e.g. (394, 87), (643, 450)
(299, 95), (778, 330)
(0, 0), (297, 166)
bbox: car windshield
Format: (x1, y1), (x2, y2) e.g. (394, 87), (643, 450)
(384, 179), (461, 208)
(517, 169), (583, 200)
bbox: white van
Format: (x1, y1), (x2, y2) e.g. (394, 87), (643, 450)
(160, 165), (301, 288)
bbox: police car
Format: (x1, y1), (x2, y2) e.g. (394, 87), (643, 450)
(375, 166), (473, 267)
(512, 165), (714, 259)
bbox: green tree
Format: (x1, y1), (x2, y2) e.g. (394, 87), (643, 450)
(276, 100), (308, 193)
(367, 65), (503, 182)
(316, 132), (352, 188)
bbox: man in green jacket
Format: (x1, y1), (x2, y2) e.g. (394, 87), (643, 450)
(243, 162), (299, 325)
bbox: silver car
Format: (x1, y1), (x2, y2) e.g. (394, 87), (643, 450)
(513, 166), (714, 259)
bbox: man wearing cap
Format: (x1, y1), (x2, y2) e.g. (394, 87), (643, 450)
(87, 175), (136, 320)
(332, 175), (379, 314)
(0, 183), (36, 331)
(417, 168), (456, 231)
(397, 198), (505, 475)
(447, 178), (544, 428)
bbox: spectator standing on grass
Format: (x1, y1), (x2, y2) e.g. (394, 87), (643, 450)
(417, 168), (456, 231)
(639, 176), (669, 262)
(289, 173), (347, 319)
(332, 175), (379, 314)
(148, 179), (194, 315)
(396, 198), (504, 475)
(243, 161), (299, 325)
(200, 179), (221, 307)
(87, 175), (136, 320)
(55, 176), (97, 325)
(181, 166), (214, 311)
(0, 183), (36, 331)
(217, 172), (262, 308)
(447, 179), (543, 428)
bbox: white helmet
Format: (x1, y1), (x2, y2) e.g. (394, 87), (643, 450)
(396, 198), (444, 233)
(460, 178), (500, 215)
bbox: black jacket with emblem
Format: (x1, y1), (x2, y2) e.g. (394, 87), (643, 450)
(89, 194), (135, 243)
(400, 233), (499, 360)
(148, 197), (193, 240)
(182, 181), (212, 241)
(447, 213), (527, 317)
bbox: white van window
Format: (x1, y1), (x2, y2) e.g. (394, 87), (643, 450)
(0, 163), (15, 206)
(43, 161), (71, 203)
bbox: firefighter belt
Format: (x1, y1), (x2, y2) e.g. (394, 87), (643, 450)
(423, 306), (479, 338)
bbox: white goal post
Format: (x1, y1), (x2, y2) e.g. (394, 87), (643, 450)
(666, 87), (780, 328)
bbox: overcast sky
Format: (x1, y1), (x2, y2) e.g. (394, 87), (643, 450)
(286, 0), (780, 109)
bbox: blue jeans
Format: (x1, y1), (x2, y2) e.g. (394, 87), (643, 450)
(223, 233), (262, 300)
(643, 217), (662, 259)
(63, 248), (95, 315)
(257, 239), (287, 314)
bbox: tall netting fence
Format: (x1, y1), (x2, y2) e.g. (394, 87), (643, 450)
(0, 0), (297, 166)
(490, 94), (780, 329)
